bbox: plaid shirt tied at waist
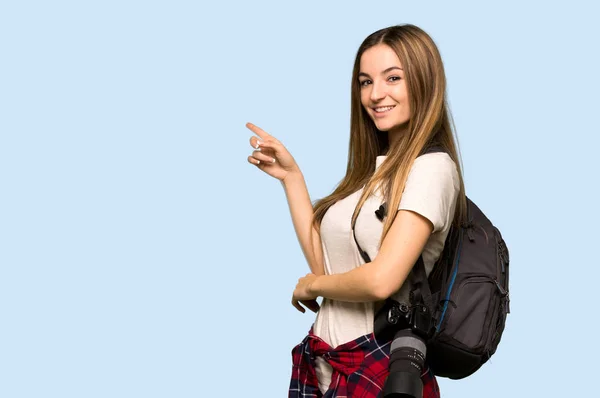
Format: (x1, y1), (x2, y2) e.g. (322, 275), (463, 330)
(289, 328), (440, 398)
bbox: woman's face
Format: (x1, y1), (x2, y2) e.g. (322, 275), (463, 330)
(358, 44), (410, 132)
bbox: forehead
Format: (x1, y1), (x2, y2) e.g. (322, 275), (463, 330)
(359, 44), (403, 73)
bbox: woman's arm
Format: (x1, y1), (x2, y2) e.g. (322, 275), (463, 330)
(282, 171), (325, 276)
(307, 209), (432, 301)
(245, 123), (325, 277)
(296, 153), (459, 303)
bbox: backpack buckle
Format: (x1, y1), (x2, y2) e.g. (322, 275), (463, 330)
(375, 203), (387, 221)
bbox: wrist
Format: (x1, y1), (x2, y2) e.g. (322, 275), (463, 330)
(281, 169), (303, 186)
(309, 275), (323, 296)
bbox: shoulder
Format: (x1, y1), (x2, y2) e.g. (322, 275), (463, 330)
(399, 152), (460, 233)
(408, 152), (460, 187)
(413, 151), (458, 171)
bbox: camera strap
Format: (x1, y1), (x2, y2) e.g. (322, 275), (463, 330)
(409, 256), (433, 312)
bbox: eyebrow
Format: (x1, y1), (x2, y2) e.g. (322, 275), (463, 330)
(358, 66), (403, 78)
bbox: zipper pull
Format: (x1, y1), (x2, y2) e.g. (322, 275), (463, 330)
(494, 279), (508, 296)
(494, 279), (511, 313)
(466, 225), (475, 242)
(461, 221), (476, 242)
(499, 241), (509, 264)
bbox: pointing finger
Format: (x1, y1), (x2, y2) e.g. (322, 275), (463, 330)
(246, 122), (272, 141)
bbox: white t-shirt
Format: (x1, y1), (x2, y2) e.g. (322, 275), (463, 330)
(311, 152), (460, 393)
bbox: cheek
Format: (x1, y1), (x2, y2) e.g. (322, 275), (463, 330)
(360, 92), (371, 113)
(394, 88), (410, 116)
(393, 86), (408, 103)
(396, 103), (410, 120)
(359, 90), (368, 107)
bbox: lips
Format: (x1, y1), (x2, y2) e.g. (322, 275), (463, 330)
(372, 105), (396, 117)
(373, 105), (396, 112)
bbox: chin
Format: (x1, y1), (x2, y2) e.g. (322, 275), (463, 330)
(378, 120), (409, 132)
(374, 121), (399, 131)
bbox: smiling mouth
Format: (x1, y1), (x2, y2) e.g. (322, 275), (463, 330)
(373, 105), (396, 114)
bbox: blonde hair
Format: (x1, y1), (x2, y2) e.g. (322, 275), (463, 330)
(312, 24), (467, 247)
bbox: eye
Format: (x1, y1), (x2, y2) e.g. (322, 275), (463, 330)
(359, 79), (372, 87)
(388, 76), (401, 82)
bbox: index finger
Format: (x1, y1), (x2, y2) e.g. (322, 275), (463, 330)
(246, 122), (271, 140)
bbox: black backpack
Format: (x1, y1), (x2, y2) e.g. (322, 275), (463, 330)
(352, 148), (510, 379)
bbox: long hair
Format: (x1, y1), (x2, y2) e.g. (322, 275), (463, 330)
(312, 24), (467, 247)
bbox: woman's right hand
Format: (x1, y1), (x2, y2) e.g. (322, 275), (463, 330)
(246, 122), (300, 182)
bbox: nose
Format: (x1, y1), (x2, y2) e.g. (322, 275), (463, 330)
(370, 79), (386, 103)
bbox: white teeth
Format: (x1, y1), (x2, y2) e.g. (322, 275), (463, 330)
(374, 106), (395, 112)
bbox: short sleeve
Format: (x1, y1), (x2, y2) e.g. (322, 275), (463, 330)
(398, 152), (460, 233)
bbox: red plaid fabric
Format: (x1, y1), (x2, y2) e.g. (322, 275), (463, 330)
(289, 328), (440, 398)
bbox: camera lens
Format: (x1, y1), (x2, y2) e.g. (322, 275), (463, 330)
(382, 329), (427, 398)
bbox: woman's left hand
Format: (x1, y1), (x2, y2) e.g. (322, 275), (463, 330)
(292, 273), (319, 313)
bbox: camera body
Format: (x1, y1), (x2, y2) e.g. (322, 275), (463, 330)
(374, 299), (433, 342)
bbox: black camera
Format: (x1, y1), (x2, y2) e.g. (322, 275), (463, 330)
(374, 299), (433, 398)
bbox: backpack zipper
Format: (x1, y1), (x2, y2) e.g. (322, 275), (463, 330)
(435, 232), (463, 331)
(494, 279), (508, 296)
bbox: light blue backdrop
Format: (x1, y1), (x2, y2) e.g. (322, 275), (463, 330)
(1, 1), (598, 397)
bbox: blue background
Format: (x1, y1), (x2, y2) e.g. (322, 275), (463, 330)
(1, 1), (598, 397)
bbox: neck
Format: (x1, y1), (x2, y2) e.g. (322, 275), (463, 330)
(387, 122), (409, 148)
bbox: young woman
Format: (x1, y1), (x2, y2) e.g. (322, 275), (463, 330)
(246, 24), (466, 398)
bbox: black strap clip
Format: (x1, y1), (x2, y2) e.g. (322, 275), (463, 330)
(375, 203), (387, 221)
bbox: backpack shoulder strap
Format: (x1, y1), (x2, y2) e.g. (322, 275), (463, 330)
(421, 145), (446, 155)
(352, 224), (372, 263)
(353, 144), (446, 304)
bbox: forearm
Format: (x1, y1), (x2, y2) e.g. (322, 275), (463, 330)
(310, 261), (384, 302)
(281, 171), (325, 275)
